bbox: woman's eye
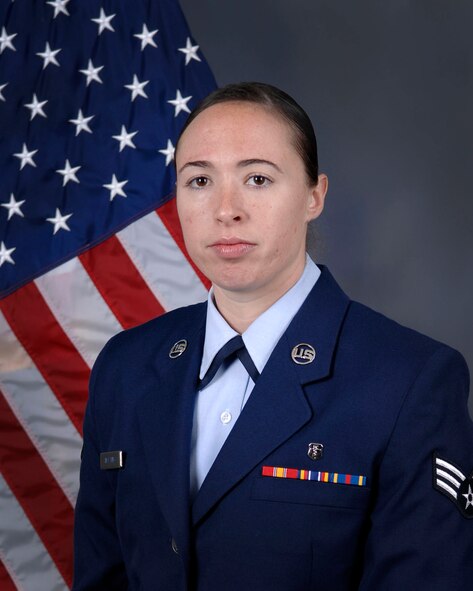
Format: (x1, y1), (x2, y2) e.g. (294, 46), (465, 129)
(189, 176), (209, 188)
(247, 175), (271, 187)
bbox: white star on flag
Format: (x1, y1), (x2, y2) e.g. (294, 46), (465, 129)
(24, 94), (48, 120)
(79, 59), (104, 86)
(13, 143), (38, 169)
(0, 27), (17, 53)
(158, 139), (175, 166)
(47, 0), (70, 18)
(92, 9), (116, 34)
(1, 194), (25, 220)
(103, 174), (128, 201)
(168, 89), (192, 117)
(0, 83), (7, 102)
(178, 37), (201, 65)
(36, 42), (61, 69)
(112, 126), (138, 152)
(69, 109), (94, 135)
(134, 24), (159, 50)
(124, 75), (149, 101)
(46, 208), (72, 234)
(0, 242), (15, 267)
(56, 159), (81, 186)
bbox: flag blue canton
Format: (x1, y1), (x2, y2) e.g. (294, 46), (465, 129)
(0, 0), (216, 297)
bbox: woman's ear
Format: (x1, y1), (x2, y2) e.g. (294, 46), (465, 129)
(307, 173), (328, 221)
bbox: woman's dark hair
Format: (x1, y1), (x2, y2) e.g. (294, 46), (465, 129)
(175, 82), (319, 185)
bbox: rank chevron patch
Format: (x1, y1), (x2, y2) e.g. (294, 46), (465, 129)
(433, 454), (473, 519)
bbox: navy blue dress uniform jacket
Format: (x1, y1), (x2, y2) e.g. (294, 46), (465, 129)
(73, 266), (473, 590)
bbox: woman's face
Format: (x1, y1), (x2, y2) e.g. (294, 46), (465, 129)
(176, 101), (327, 301)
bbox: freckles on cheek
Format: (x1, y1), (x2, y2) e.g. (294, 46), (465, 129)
(181, 214), (194, 226)
(289, 221), (301, 236)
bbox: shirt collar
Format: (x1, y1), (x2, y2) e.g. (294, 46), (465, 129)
(200, 256), (320, 378)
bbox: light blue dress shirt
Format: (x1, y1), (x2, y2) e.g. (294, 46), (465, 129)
(190, 256), (321, 496)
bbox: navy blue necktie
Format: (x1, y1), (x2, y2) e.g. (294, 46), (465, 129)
(199, 335), (260, 390)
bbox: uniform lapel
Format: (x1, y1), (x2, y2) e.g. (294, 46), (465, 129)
(192, 266), (350, 526)
(136, 305), (206, 567)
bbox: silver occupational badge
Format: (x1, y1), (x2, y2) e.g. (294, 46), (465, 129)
(169, 339), (188, 358)
(307, 442), (324, 461)
(291, 343), (316, 365)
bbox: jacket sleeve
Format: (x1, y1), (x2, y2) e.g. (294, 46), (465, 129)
(359, 346), (473, 590)
(72, 342), (128, 591)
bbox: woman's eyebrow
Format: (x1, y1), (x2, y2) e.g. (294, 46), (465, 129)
(178, 160), (212, 174)
(178, 158), (282, 174)
(237, 158), (282, 173)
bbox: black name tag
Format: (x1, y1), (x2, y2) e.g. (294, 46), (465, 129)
(100, 450), (124, 470)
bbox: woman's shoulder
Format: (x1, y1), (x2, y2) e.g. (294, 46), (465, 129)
(344, 298), (466, 373)
(95, 300), (207, 365)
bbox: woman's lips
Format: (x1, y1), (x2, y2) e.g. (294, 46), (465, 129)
(208, 238), (256, 259)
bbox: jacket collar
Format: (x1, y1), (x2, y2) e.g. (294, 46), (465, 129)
(284, 265), (350, 385)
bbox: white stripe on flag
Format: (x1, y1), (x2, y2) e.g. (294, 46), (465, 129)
(35, 257), (122, 368)
(118, 211), (207, 311)
(0, 474), (68, 591)
(0, 312), (82, 505)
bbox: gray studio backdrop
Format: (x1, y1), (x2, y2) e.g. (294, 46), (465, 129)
(180, 0), (473, 412)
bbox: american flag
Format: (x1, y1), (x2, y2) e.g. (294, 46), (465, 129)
(0, 1), (215, 588)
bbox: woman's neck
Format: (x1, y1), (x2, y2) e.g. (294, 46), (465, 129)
(212, 262), (306, 333)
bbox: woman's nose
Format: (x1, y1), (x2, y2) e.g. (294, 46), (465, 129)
(215, 183), (243, 223)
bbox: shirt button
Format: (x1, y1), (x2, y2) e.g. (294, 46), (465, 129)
(220, 410), (232, 424)
(171, 538), (179, 555)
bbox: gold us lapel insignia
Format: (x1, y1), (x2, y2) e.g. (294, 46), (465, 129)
(291, 343), (316, 365)
(169, 339), (187, 358)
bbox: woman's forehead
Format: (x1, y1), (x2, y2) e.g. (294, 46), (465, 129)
(177, 101), (295, 157)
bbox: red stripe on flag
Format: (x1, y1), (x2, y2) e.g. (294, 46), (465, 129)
(79, 235), (165, 329)
(157, 198), (211, 290)
(0, 284), (89, 434)
(0, 560), (17, 591)
(0, 391), (74, 588)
